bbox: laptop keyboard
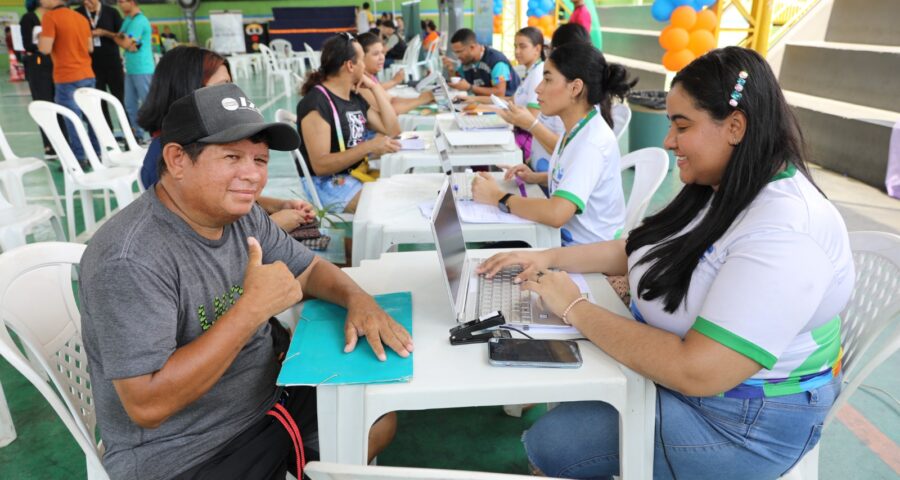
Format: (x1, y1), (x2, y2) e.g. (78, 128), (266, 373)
(457, 114), (508, 130)
(477, 265), (534, 324)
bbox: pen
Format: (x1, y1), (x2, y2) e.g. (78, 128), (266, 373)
(514, 176), (528, 197)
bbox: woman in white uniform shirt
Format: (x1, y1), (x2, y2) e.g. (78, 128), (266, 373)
(472, 42), (635, 245)
(477, 47), (853, 479)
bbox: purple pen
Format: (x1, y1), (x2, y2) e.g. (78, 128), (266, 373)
(514, 176), (528, 197)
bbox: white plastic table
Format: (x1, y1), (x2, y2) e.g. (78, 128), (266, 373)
(315, 250), (656, 479)
(376, 126), (522, 178)
(351, 173), (560, 267)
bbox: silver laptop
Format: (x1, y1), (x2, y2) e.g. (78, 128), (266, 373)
(429, 177), (567, 327)
(438, 76), (509, 131)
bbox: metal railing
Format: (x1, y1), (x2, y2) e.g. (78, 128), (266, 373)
(715, 0), (823, 56)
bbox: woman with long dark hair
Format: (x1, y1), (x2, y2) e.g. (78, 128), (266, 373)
(297, 33), (400, 213)
(472, 42), (634, 245)
(138, 47), (314, 231)
(476, 46), (853, 479)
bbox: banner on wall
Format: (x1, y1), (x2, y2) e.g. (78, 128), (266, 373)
(244, 22), (269, 54)
(210, 10), (245, 54)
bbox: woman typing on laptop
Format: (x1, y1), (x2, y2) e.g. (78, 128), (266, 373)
(297, 33), (401, 213)
(476, 47), (851, 479)
(470, 42), (635, 245)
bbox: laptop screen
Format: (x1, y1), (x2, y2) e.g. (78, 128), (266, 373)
(435, 130), (452, 174)
(438, 77), (460, 115)
(433, 181), (467, 308)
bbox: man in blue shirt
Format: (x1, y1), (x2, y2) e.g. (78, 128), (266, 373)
(97, 0), (154, 142)
(442, 28), (520, 97)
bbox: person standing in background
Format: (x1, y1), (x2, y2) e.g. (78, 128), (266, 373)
(76, 0), (125, 136)
(356, 2), (372, 34)
(568, 0), (593, 35)
(95, 0), (154, 143)
(20, 0), (58, 159)
(38, 0), (97, 167)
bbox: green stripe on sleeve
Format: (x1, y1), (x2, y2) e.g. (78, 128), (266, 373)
(552, 190), (585, 214)
(692, 316), (778, 369)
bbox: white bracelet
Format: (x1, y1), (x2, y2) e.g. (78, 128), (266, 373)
(562, 296), (589, 325)
(527, 117), (540, 132)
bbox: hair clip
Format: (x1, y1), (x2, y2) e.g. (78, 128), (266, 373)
(728, 71), (749, 107)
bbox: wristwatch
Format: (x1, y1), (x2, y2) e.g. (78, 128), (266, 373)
(498, 193), (514, 214)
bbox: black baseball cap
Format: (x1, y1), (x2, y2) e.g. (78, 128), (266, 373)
(160, 83), (299, 151)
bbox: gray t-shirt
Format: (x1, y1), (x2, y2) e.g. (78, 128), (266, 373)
(79, 187), (314, 480)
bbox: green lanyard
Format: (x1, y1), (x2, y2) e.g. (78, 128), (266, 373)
(556, 108), (597, 159)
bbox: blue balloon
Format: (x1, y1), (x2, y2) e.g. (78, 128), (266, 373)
(541, 0), (554, 13)
(651, 0), (674, 22)
(698, 0), (716, 6)
(494, 5), (502, 15)
(673, 0), (699, 9)
(526, 7), (535, 17)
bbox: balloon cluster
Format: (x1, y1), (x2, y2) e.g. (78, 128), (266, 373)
(493, 0), (504, 33)
(651, 0), (715, 21)
(525, 0), (556, 37)
(653, 0), (718, 72)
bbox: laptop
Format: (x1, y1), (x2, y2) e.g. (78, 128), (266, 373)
(429, 176), (568, 327)
(438, 76), (509, 130)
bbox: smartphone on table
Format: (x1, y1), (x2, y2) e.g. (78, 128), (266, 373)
(488, 338), (582, 368)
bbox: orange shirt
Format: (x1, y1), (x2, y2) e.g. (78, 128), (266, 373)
(41, 6), (94, 84)
(423, 31), (439, 51)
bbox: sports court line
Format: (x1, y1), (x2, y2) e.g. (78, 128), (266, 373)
(836, 404), (900, 475)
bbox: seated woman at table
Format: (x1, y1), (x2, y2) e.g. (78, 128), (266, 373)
(356, 32), (435, 115)
(465, 27), (565, 174)
(471, 42), (634, 245)
(297, 33), (402, 213)
(137, 46), (315, 232)
(477, 46), (853, 479)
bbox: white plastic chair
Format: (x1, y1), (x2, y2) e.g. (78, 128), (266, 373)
(415, 42), (440, 78)
(781, 231), (900, 480)
(387, 35), (422, 82)
(306, 461), (564, 479)
(275, 109), (323, 210)
(612, 102), (632, 141)
(619, 147), (668, 235)
(304, 43), (322, 71)
(73, 88), (147, 169)
(28, 101), (141, 242)
(270, 38), (307, 78)
(0, 124), (62, 215)
(0, 242), (109, 479)
(259, 44), (298, 99)
(0, 187), (65, 253)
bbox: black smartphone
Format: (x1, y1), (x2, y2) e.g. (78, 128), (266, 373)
(488, 338), (582, 368)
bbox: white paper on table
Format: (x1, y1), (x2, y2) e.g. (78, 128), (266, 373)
(417, 200), (534, 224)
(400, 138), (426, 150)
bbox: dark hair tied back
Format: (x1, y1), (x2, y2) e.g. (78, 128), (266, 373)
(301, 34), (359, 96)
(548, 43), (636, 128)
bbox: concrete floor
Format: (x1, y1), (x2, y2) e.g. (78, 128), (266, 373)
(0, 70), (898, 479)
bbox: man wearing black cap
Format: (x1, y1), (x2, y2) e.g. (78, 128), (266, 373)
(78, 83), (412, 479)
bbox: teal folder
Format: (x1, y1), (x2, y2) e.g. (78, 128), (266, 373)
(276, 291), (413, 386)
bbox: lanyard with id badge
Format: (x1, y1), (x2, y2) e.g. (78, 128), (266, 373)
(314, 85), (379, 184)
(86, 5), (102, 48)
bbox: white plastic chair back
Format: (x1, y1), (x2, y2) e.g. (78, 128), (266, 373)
(0, 242), (108, 479)
(0, 187), (65, 252)
(612, 103), (631, 141)
(270, 38), (293, 58)
(74, 88), (145, 167)
(781, 231), (900, 480)
(304, 43), (321, 70)
(305, 461), (561, 479)
(258, 43), (278, 74)
(619, 148), (668, 235)
(275, 109), (323, 210)
(28, 101), (105, 176)
(0, 124), (16, 161)
(0, 124), (62, 214)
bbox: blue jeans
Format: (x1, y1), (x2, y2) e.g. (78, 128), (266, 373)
(125, 74), (153, 141)
(523, 377), (840, 480)
(54, 77), (99, 161)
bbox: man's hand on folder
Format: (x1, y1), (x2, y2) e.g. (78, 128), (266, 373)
(344, 295), (415, 362)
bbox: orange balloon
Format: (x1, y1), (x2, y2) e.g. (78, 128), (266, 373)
(527, 16), (539, 27)
(662, 48), (696, 72)
(670, 6), (697, 30)
(688, 29), (715, 56)
(659, 26), (689, 51)
(693, 9), (718, 32)
(540, 15), (554, 28)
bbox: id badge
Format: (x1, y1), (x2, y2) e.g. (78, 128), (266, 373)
(93, 36), (101, 47)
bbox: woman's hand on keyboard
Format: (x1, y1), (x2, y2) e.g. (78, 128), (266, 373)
(476, 250), (552, 283)
(519, 270), (582, 319)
